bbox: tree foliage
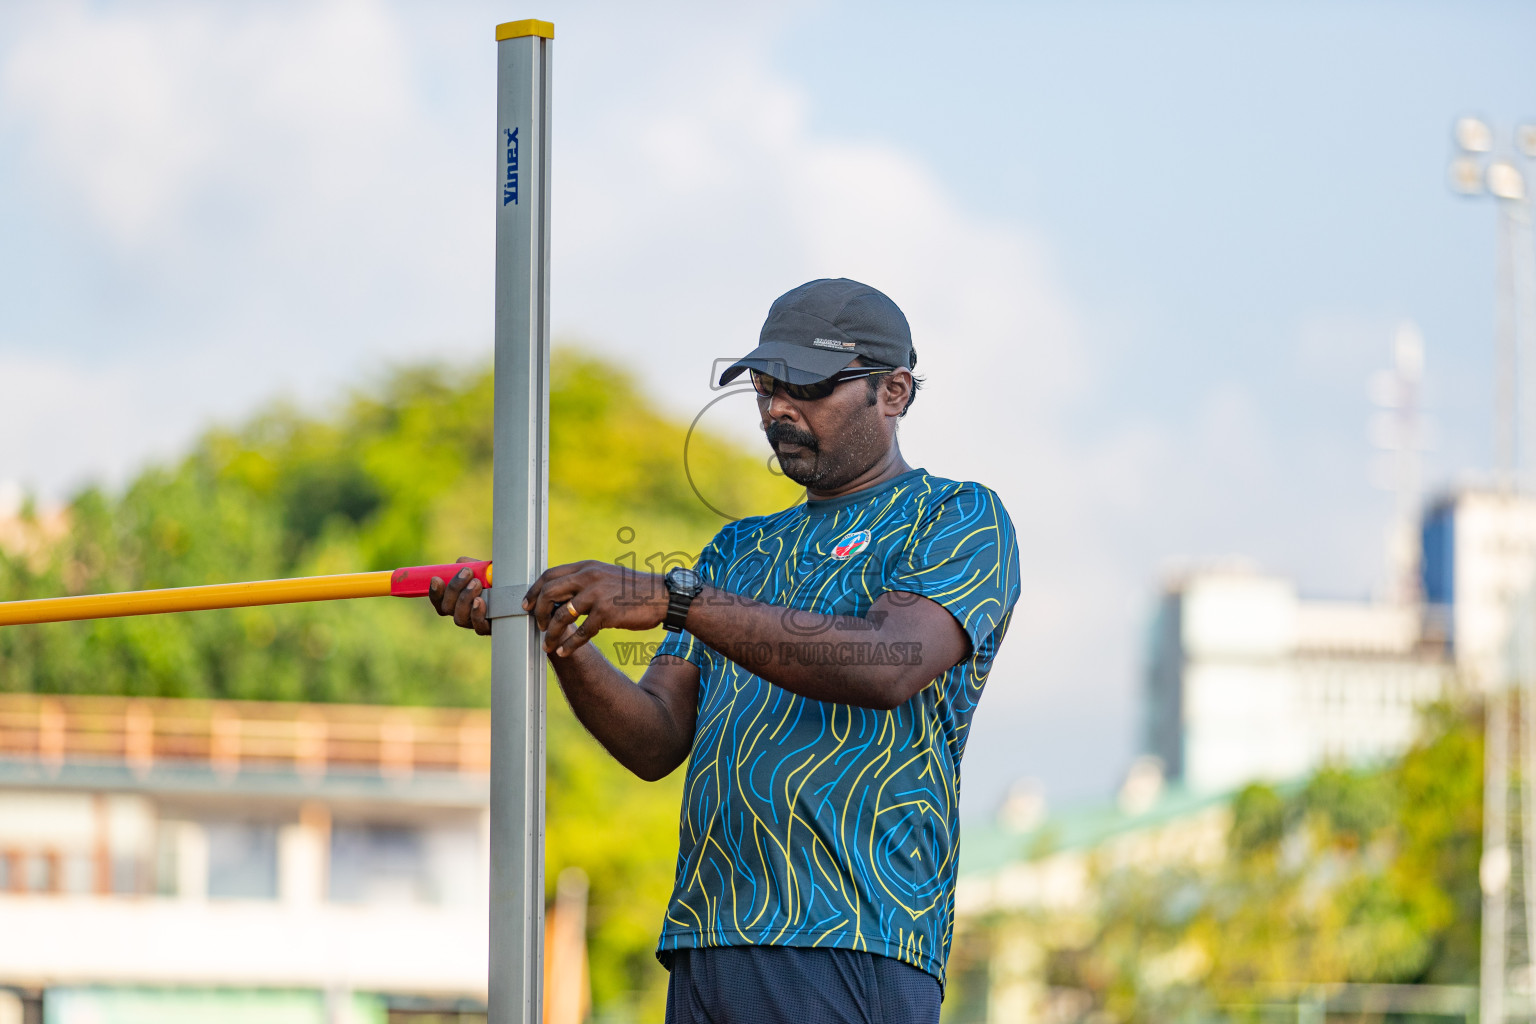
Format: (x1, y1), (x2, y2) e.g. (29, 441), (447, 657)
(0, 349), (803, 1018)
(1045, 701), (1485, 1023)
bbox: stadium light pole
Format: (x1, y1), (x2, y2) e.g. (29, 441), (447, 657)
(486, 18), (554, 1024)
(1452, 115), (1536, 1024)
(1450, 117), (1536, 491)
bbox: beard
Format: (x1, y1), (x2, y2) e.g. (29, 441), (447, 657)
(765, 421), (823, 486)
(765, 417), (884, 490)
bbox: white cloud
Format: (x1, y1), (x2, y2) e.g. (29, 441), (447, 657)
(1, 0), (486, 363)
(0, 351), (211, 497)
(4, 0), (408, 243)
(2, 3), (215, 243)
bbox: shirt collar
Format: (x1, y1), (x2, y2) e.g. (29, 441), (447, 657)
(802, 468), (926, 517)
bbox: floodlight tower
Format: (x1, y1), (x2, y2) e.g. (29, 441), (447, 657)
(1450, 118), (1536, 489)
(1451, 115), (1536, 1024)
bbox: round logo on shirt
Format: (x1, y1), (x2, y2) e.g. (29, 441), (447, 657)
(831, 529), (871, 560)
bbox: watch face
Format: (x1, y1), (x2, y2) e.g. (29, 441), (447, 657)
(668, 568), (702, 592)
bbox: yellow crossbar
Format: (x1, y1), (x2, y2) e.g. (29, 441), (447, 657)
(0, 572), (393, 627)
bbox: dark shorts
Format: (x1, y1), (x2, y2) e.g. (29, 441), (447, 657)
(664, 946), (941, 1024)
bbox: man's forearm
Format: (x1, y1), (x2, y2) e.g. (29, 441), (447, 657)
(548, 645), (691, 781)
(516, 560), (960, 714)
(682, 586), (929, 710)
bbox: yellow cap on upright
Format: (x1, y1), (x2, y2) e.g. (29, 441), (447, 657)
(496, 19), (554, 40)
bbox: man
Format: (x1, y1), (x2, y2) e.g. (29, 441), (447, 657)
(432, 278), (1020, 1024)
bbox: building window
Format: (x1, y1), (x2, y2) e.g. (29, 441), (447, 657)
(0, 851), (60, 893)
(331, 823), (428, 905)
(25, 853), (53, 893)
(206, 821), (279, 900)
(60, 851), (95, 894)
(111, 854), (141, 895)
(330, 822), (480, 907)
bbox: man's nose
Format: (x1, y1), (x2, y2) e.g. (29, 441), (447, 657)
(762, 387), (801, 422)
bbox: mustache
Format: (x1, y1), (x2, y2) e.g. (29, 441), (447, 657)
(765, 421), (819, 451)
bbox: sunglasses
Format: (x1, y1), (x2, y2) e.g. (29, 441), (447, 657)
(749, 366), (894, 402)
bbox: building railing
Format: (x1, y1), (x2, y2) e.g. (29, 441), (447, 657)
(0, 693), (491, 779)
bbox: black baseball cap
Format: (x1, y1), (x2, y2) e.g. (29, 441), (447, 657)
(718, 278), (917, 387)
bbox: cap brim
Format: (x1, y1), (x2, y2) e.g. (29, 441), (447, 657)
(718, 341), (858, 387)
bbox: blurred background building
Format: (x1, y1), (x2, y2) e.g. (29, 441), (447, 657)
(0, 694), (494, 1024)
(1144, 564), (1447, 793)
(949, 486), (1536, 1022)
(1143, 488), (1536, 795)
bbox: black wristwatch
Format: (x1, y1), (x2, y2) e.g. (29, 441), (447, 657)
(663, 567), (705, 633)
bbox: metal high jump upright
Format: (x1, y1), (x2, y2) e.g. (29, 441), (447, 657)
(487, 18), (553, 1024)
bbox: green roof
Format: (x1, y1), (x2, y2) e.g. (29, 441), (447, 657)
(958, 784), (1241, 877)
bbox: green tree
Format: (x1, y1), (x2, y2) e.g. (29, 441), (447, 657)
(1044, 699), (1485, 1023)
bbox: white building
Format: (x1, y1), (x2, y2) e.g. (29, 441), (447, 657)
(1422, 489), (1536, 686)
(1145, 488), (1536, 794)
(0, 693), (494, 1024)
(1144, 568), (1449, 793)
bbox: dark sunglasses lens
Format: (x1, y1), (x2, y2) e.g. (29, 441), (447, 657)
(788, 380), (837, 400)
(751, 369), (833, 400)
(749, 368), (861, 400)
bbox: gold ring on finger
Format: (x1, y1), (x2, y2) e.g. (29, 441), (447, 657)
(567, 601), (579, 618)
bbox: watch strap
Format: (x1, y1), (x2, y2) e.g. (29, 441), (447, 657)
(663, 590), (695, 633)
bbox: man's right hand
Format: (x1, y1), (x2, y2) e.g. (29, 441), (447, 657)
(428, 556), (492, 636)
(426, 554), (697, 780)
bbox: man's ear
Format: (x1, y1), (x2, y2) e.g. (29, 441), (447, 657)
(880, 370), (913, 415)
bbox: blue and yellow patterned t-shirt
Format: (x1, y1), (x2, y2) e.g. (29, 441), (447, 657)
(652, 468), (1021, 985)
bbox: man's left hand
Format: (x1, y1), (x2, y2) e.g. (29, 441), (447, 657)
(522, 560), (669, 656)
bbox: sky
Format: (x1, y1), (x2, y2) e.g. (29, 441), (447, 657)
(1, 0), (1534, 815)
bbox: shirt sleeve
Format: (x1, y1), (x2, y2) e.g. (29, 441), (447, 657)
(652, 527), (732, 670)
(890, 482), (1021, 652)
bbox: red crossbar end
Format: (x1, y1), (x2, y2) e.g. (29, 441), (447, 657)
(390, 560), (493, 598)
